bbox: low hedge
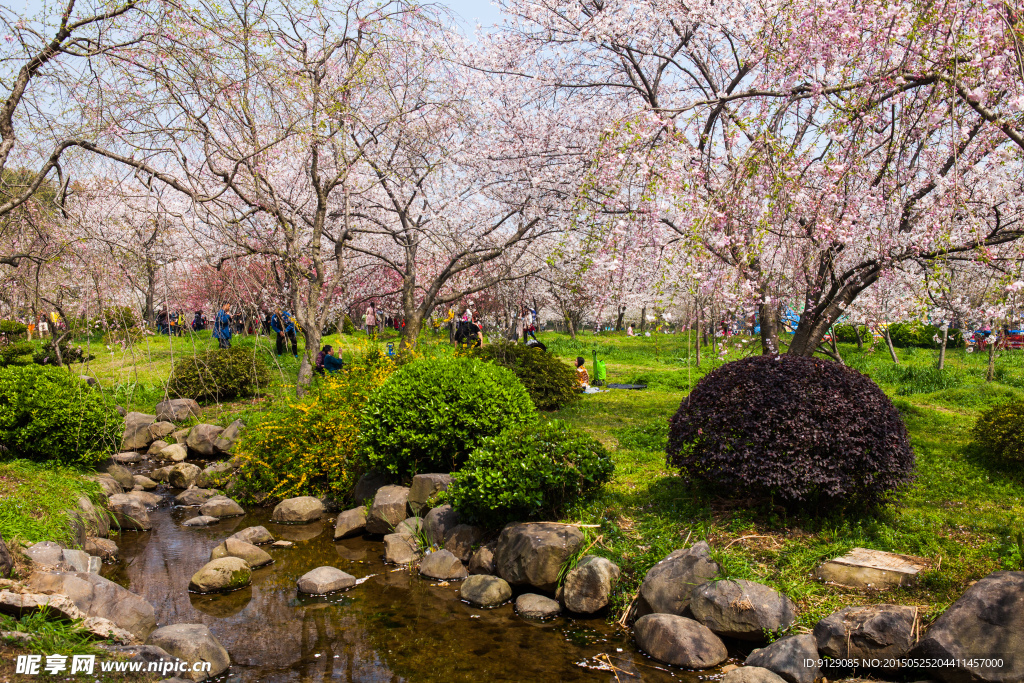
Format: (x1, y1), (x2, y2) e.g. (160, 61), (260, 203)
(470, 343), (580, 410)
(169, 346), (271, 402)
(0, 366), (119, 466)
(447, 420), (614, 527)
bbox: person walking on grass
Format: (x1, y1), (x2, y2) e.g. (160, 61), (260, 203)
(271, 310), (298, 358)
(213, 303), (232, 349)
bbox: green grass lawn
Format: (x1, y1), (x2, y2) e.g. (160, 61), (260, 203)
(542, 331), (1024, 631)
(9, 326), (1024, 633)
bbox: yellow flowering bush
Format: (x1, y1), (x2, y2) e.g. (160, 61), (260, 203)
(231, 351), (394, 503)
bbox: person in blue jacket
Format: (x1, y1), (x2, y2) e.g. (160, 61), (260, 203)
(212, 304), (232, 349)
(271, 310), (298, 358)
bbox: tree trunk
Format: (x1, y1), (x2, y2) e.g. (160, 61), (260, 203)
(854, 325), (863, 351)
(640, 306), (646, 334)
(827, 327), (844, 364)
(938, 324), (948, 370)
(883, 327), (899, 364)
(710, 305), (717, 355)
(987, 337), (996, 382)
(296, 324), (320, 394)
(565, 315), (576, 340)
(144, 268), (158, 326)
(401, 310), (426, 351)
(695, 308), (702, 368)
(615, 305), (625, 332)
(759, 301), (779, 355)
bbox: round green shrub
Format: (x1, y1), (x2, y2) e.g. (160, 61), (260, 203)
(667, 355), (914, 506)
(470, 343), (580, 410)
(342, 315), (356, 335)
(973, 401), (1024, 462)
(833, 325), (863, 344)
(447, 420), (614, 527)
(169, 346), (271, 402)
(0, 320), (28, 336)
(0, 366), (120, 466)
(360, 355), (536, 477)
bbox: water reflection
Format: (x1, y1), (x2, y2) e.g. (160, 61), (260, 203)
(108, 503), (716, 682)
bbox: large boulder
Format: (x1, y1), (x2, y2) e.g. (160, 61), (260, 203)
(155, 398), (201, 423)
(910, 570), (1024, 683)
(460, 574), (512, 607)
(175, 488), (217, 506)
(349, 470), (389, 504)
(468, 543), (496, 575)
(210, 538), (272, 568)
(74, 496), (110, 538)
(91, 475), (123, 498)
(27, 571), (157, 640)
(148, 421), (176, 441)
(212, 419), (243, 454)
(691, 579), (797, 641)
(0, 590), (84, 621)
(133, 475), (158, 491)
(423, 504), (460, 546)
(366, 486), (410, 535)
(444, 524), (483, 562)
(564, 555), (620, 614)
(196, 462), (234, 488)
(168, 463), (202, 489)
(84, 537), (118, 561)
(407, 473), (452, 516)
(639, 541), (719, 616)
(633, 614), (728, 669)
(493, 522), (584, 592)
(383, 533), (421, 564)
(745, 634), (821, 683)
(297, 566), (356, 594)
(723, 667), (789, 683)
(105, 463), (136, 490)
(188, 557), (251, 593)
(516, 593), (561, 619)
(229, 526), (274, 546)
(420, 550), (469, 580)
(146, 624), (229, 681)
(126, 490), (163, 507)
(113, 451), (144, 464)
(122, 412), (157, 450)
(25, 541), (65, 567)
(186, 424), (225, 457)
(199, 496), (244, 518)
(107, 494), (153, 531)
(271, 496), (324, 524)
(150, 466), (173, 482)
(61, 548), (92, 573)
(395, 517), (423, 537)
(159, 444), (189, 463)
(334, 506), (368, 540)
(814, 604), (916, 659)
(147, 440), (170, 456)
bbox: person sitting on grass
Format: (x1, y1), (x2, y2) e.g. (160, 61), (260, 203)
(315, 344), (344, 375)
(575, 356), (590, 389)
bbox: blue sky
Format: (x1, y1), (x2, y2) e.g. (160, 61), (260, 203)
(437, 0), (505, 28)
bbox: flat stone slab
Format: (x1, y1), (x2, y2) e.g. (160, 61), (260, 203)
(816, 547), (927, 589)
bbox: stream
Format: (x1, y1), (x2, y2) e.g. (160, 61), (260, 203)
(102, 495), (738, 682)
